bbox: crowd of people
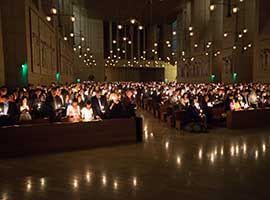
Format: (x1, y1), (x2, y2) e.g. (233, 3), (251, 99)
(0, 82), (137, 126)
(0, 82), (270, 128)
(141, 82), (270, 131)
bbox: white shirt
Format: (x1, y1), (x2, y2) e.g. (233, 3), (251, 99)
(81, 107), (94, 121)
(3, 103), (9, 115)
(67, 105), (81, 119)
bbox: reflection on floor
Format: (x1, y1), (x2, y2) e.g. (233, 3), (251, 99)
(1, 110), (270, 199)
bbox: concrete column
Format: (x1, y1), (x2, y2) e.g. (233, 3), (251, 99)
(116, 26), (119, 57)
(162, 24), (172, 61)
(1, 0), (29, 87)
(124, 26), (127, 60)
(109, 22), (113, 55)
(210, 0), (224, 82)
(143, 28), (146, 59)
(131, 26), (134, 58)
(236, 0), (256, 82)
(137, 28), (140, 60)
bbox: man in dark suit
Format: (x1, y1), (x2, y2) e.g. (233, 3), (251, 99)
(45, 87), (62, 123)
(91, 90), (108, 119)
(0, 95), (19, 126)
(122, 89), (136, 118)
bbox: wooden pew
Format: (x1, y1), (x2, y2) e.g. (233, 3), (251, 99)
(174, 111), (186, 130)
(17, 118), (50, 125)
(0, 118), (143, 158)
(211, 106), (226, 127)
(227, 109), (270, 129)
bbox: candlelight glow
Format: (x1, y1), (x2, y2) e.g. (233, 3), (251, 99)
(133, 177), (137, 187)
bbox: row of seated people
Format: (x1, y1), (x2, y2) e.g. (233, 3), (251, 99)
(1, 82), (270, 129)
(139, 83), (270, 132)
(0, 85), (136, 126)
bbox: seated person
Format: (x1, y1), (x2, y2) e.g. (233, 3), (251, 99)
(66, 98), (81, 121)
(19, 96), (32, 121)
(180, 93), (190, 110)
(122, 89), (136, 118)
(0, 95), (18, 126)
(230, 97), (241, 111)
(91, 90), (108, 119)
(200, 95), (213, 124)
(248, 89), (258, 109)
(185, 97), (207, 132)
(81, 101), (94, 122)
(107, 93), (126, 119)
(45, 87), (62, 123)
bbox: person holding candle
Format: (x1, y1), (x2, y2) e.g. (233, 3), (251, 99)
(81, 101), (94, 122)
(19, 96), (32, 121)
(91, 90), (108, 119)
(66, 98), (81, 121)
(107, 93), (126, 119)
(0, 95), (18, 126)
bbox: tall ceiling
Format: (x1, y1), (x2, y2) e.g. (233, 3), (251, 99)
(84, 0), (183, 24)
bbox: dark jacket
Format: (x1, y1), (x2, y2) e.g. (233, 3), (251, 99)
(122, 96), (136, 118)
(107, 101), (126, 119)
(91, 95), (108, 119)
(0, 102), (19, 126)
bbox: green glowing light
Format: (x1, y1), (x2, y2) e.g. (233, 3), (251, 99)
(77, 78), (81, 83)
(21, 63), (28, 86)
(233, 72), (238, 82)
(56, 72), (60, 84)
(210, 74), (216, 83)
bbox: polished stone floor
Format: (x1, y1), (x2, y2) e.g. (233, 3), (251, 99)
(1, 111), (270, 200)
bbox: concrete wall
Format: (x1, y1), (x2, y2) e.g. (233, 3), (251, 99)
(253, 0), (270, 82)
(72, 6), (104, 82)
(105, 67), (164, 82)
(0, 0), (104, 87)
(176, 0), (269, 83)
(164, 63), (177, 82)
(0, 0), (28, 87)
